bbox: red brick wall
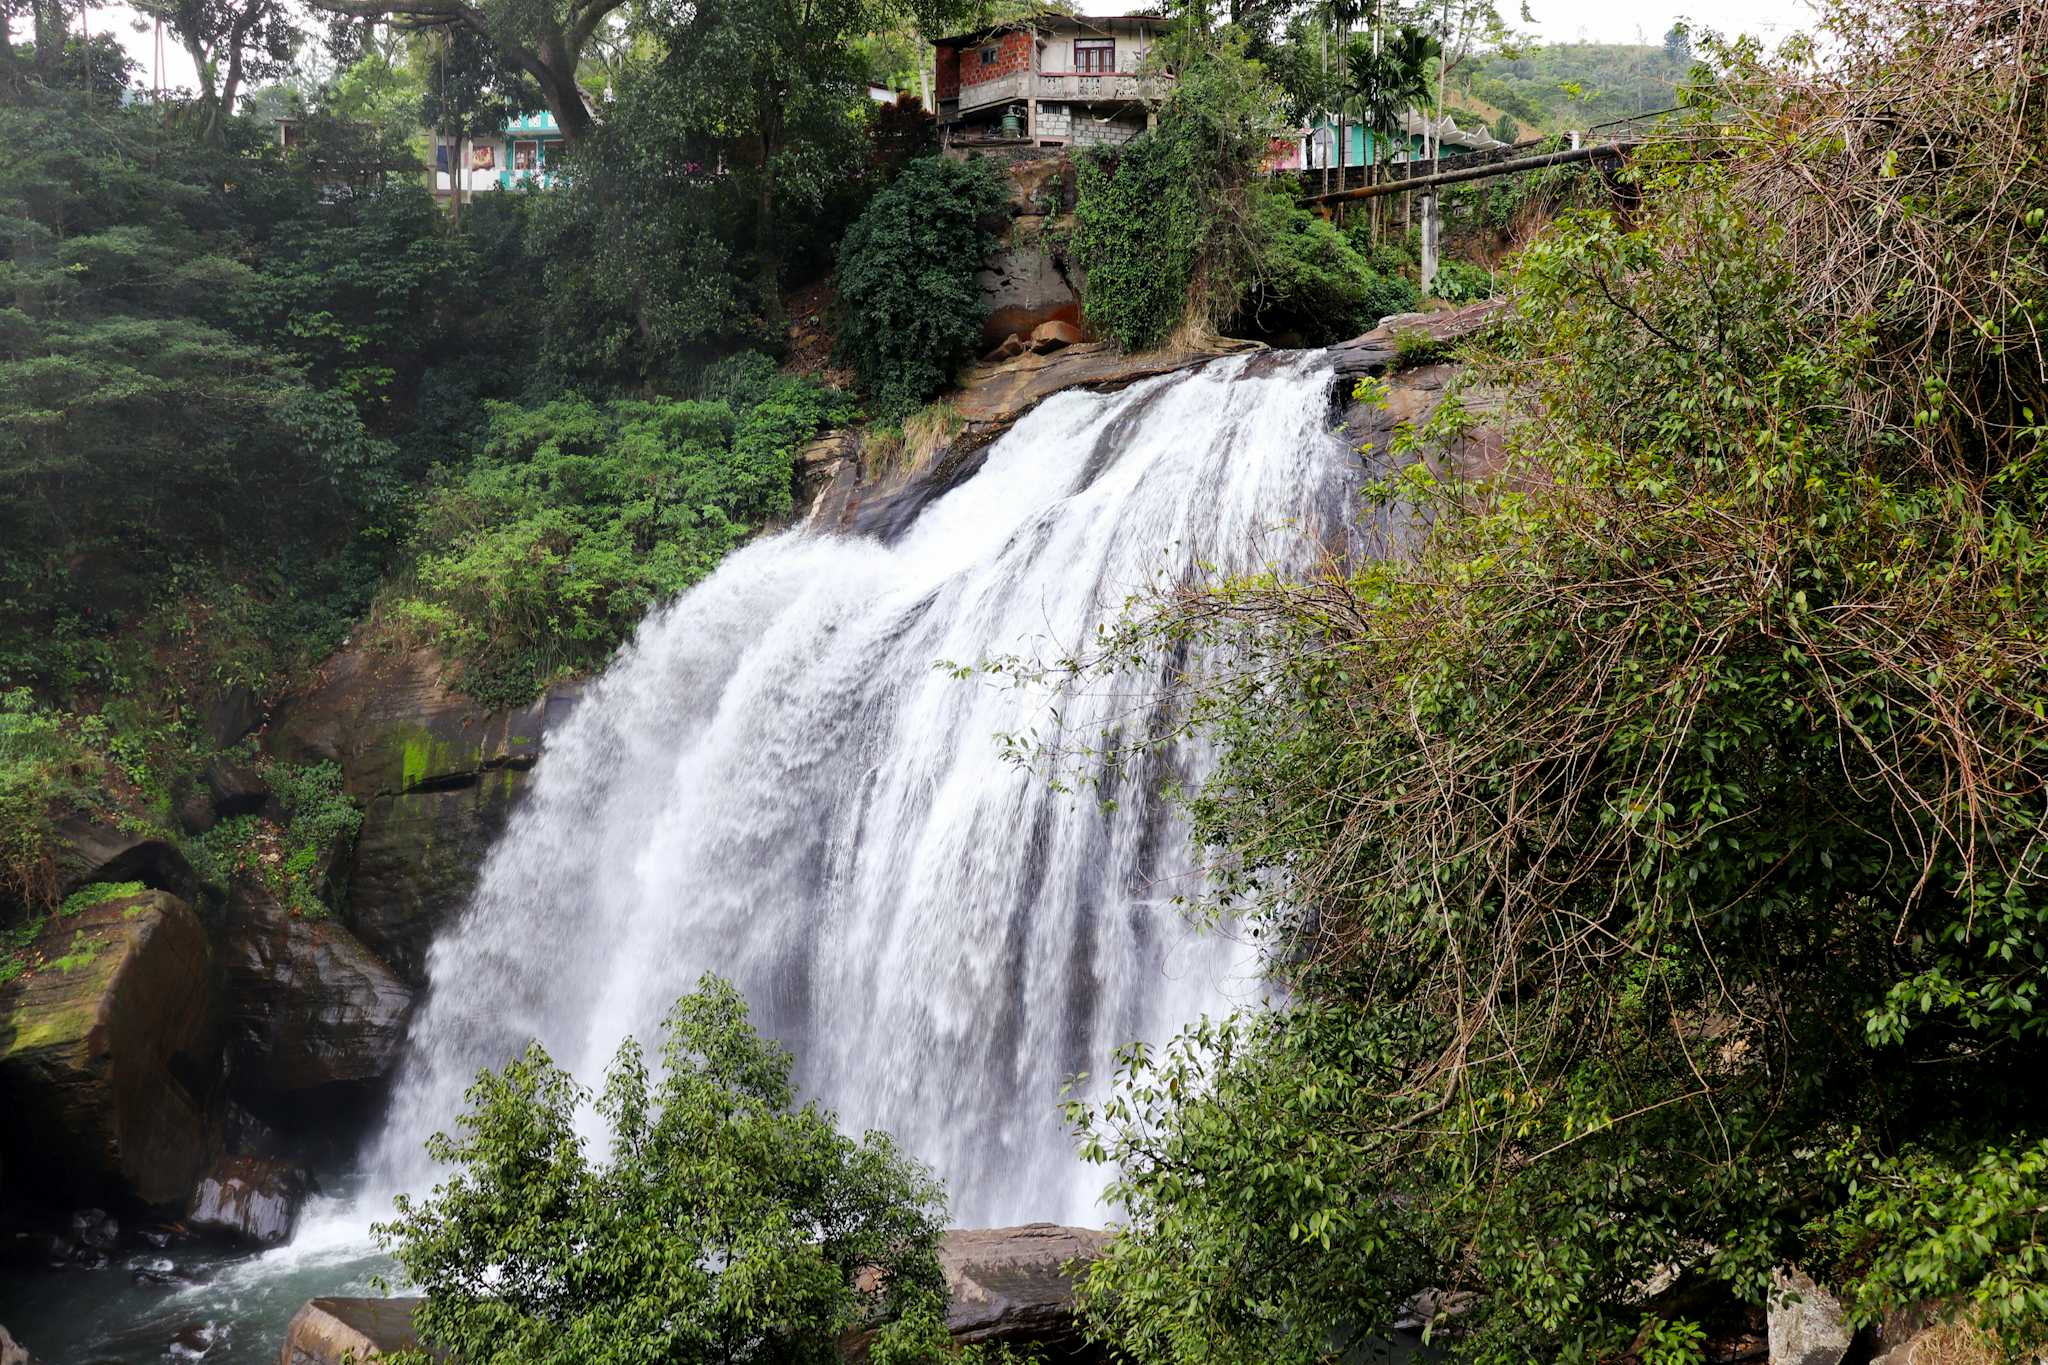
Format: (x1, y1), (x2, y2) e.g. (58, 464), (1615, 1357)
(957, 30), (1033, 89)
(935, 45), (959, 100)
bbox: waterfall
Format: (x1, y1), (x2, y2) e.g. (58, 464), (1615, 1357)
(365, 351), (1360, 1228)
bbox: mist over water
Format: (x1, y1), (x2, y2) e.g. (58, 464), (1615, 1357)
(360, 351), (1361, 1228)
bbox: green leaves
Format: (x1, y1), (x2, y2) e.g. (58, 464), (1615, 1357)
(388, 375), (851, 705)
(835, 155), (1007, 418)
(1047, 2), (2048, 1358)
(375, 974), (951, 1365)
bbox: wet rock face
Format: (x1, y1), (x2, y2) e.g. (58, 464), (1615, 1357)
(222, 878), (413, 1102)
(186, 1155), (309, 1247)
(0, 1320), (39, 1365)
(0, 891), (221, 1213)
(937, 1223), (1111, 1349)
(267, 646), (579, 985)
(280, 1297), (429, 1365)
(43, 813), (199, 916)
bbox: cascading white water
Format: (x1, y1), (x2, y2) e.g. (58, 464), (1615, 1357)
(364, 350), (1362, 1227)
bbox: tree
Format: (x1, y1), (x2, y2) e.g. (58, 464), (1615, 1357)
(133, 0), (301, 138)
(1051, 0), (2048, 1359)
(302, 0), (613, 142)
(835, 155), (1007, 417)
(1662, 20), (1691, 65)
(376, 974), (957, 1365)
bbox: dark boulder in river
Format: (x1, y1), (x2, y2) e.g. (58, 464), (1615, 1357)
(0, 889), (220, 1213)
(186, 1155), (310, 1247)
(222, 875), (413, 1104)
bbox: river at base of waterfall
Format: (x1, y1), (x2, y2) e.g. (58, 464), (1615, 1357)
(0, 1186), (388, 1365)
(1, 352), (1369, 1363)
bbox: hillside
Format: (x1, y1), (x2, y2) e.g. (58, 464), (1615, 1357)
(1461, 38), (1692, 133)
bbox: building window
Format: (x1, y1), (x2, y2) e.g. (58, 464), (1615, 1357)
(980, 45), (999, 65)
(1074, 38), (1115, 72)
(514, 140), (539, 171)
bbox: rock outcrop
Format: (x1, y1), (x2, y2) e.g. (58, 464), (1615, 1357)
(978, 159), (1084, 350)
(937, 1223), (1110, 1349)
(981, 217), (1084, 349)
(0, 890), (220, 1212)
(44, 812), (199, 915)
(1768, 1268), (1852, 1365)
(267, 646), (579, 984)
(222, 877), (413, 1103)
(187, 1154), (309, 1246)
(279, 1298), (428, 1365)
(0, 1321), (38, 1365)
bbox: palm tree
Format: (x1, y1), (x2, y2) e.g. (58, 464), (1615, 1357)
(1345, 22), (1434, 235)
(1317, 0), (1367, 191)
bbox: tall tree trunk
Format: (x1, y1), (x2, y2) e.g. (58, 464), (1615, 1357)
(528, 35), (594, 142)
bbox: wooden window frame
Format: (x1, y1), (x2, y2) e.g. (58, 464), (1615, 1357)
(1073, 38), (1115, 73)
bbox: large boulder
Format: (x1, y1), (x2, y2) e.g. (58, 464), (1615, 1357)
(267, 646), (579, 985)
(0, 890), (220, 1212)
(937, 1223), (1111, 1349)
(222, 876), (413, 1103)
(279, 1298), (429, 1365)
(45, 813), (198, 913)
(1769, 1268), (1852, 1365)
(187, 1155), (309, 1247)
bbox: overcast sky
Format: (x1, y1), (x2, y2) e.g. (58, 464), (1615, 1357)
(1072, 0), (1817, 47)
(61, 0), (1819, 104)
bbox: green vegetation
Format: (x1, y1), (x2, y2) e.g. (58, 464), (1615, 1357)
(185, 760), (362, 918)
(1012, 0), (2048, 1360)
(376, 974), (962, 1364)
(1071, 36), (1284, 350)
(387, 375), (852, 705)
(836, 156), (1008, 417)
(56, 881), (146, 917)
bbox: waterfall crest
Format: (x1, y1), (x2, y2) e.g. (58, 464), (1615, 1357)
(369, 351), (1358, 1227)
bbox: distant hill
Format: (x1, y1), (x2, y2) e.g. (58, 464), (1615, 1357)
(1460, 40), (1692, 136)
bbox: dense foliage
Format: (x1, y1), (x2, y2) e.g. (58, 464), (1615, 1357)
(1070, 37), (1282, 350)
(835, 155), (1007, 416)
(1037, 0), (2048, 1359)
(376, 974), (958, 1365)
(387, 370), (852, 704)
(1231, 186), (1418, 341)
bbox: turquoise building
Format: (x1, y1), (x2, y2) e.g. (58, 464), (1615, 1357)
(1296, 110), (1505, 171)
(435, 109), (569, 202)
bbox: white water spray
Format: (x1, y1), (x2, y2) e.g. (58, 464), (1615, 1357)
(359, 351), (1360, 1228)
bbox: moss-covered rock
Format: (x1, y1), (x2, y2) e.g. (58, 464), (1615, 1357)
(0, 890), (220, 1212)
(267, 645), (579, 984)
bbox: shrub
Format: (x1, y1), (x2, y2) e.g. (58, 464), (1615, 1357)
(390, 375), (851, 705)
(376, 974), (954, 1365)
(834, 155), (1008, 418)
(1039, 0), (2048, 1359)
(1431, 258), (1497, 303)
(1232, 188), (1393, 344)
(0, 690), (114, 917)
(1070, 35), (1284, 351)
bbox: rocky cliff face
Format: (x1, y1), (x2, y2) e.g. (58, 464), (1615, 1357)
(267, 646), (580, 986)
(221, 875), (413, 1109)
